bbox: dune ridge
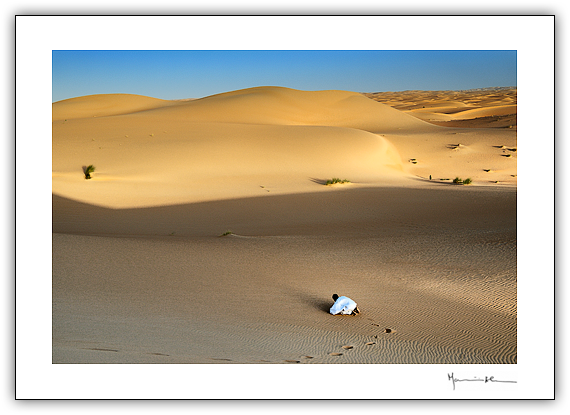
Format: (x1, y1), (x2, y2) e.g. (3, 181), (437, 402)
(54, 87), (432, 131)
(52, 93), (175, 120)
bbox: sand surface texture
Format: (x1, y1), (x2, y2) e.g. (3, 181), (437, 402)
(53, 87), (516, 364)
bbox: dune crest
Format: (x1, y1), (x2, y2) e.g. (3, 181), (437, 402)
(52, 93), (174, 121)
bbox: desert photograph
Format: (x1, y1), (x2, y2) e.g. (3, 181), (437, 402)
(51, 49), (518, 366)
(12, 14), (557, 401)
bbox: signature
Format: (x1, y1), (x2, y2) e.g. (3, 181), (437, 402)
(448, 372), (517, 391)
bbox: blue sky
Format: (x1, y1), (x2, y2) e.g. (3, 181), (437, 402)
(52, 50), (516, 102)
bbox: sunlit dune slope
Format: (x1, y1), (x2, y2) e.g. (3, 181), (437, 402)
(53, 87), (415, 208)
(153, 87), (432, 132)
(52, 93), (175, 120)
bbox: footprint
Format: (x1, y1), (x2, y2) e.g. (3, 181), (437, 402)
(329, 352), (343, 356)
(342, 345), (354, 350)
(372, 324), (394, 333)
(365, 342), (376, 346)
(148, 352), (169, 356)
(285, 360), (300, 363)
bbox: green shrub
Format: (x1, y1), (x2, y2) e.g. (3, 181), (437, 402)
(84, 165), (95, 180)
(453, 177), (472, 185)
(219, 230), (233, 237)
(325, 178), (350, 185)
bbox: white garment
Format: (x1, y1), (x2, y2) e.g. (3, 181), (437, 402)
(330, 296), (358, 315)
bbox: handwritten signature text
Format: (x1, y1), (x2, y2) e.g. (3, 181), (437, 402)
(448, 372), (517, 391)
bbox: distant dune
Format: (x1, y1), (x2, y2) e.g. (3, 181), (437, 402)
(365, 88), (517, 129)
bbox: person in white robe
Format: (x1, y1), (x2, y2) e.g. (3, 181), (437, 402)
(330, 294), (360, 315)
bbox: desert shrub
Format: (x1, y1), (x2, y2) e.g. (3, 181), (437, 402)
(325, 178), (350, 185)
(220, 230), (233, 237)
(84, 165), (95, 180)
(453, 177), (472, 185)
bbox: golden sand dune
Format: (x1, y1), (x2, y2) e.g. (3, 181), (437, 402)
(406, 105), (517, 129)
(52, 87), (438, 208)
(364, 88), (517, 109)
(55, 86), (431, 130)
(448, 104), (517, 120)
(52, 93), (174, 120)
(365, 88), (517, 128)
(176, 87), (431, 132)
(52, 86), (516, 209)
(52, 86), (517, 365)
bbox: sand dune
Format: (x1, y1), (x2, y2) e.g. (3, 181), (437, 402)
(365, 88), (517, 129)
(52, 87), (429, 208)
(54, 87), (431, 130)
(52, 86), (517, 365)
(448, 104), (517, 120)
(181, 87), (432, 132)
(52, 87), (516, 208)
(52, 93), (174, 120)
